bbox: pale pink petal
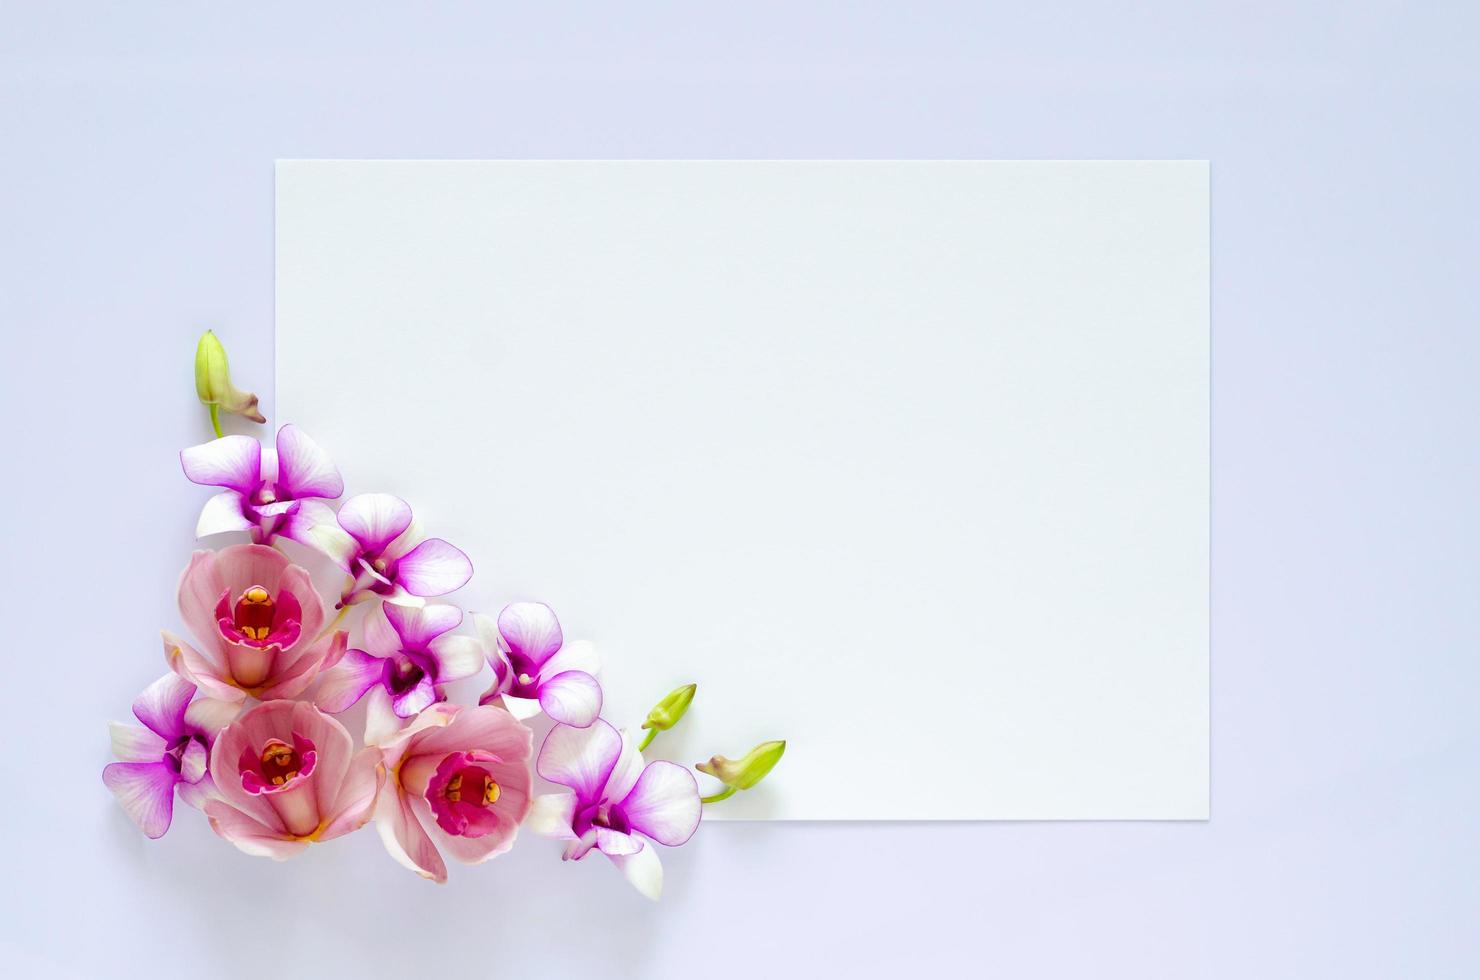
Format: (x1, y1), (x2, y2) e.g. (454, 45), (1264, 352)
(428, 634), (483, 683)
(537, 720), (621, 803)
(318, 747), (385, 841)
(211, 543), (291, 598)
(433, 807), (521, 865)
(258, 630), (345, 700)
(162, 630), (242, 703)
(375, 785), (447, 883)
(175, 551), (227, 658)
(394, 538), (473, 597)
(562, 829), (599, 861)
(179, 739), (209, 783)
(610, 841), (664, 900)
(131, 672), (194, 740)
(102, 761), (178, 839)
(537, 670), (603, 728)
(620, 761), (702, 846)
(109, 722), (165, 762)
(274, 424), (343, 500)
(540, 638), (600, 679)
(408, 704), (534, 771)
(312, 648), (385, 713)
(196, 491), (253, 538)
(276, 498), (337, 547)
(496, 601), (563, 664)
(285, 701), (354, 822)
(204, 800), (306, 860)
(524, 792), (578, 839)
(362, 602), (403, 658)
(337, 493), (413, 554)
(184, 697), (242, 742)
(595, 827), (643, 856)
(180, 435), (261, 496)
(276, 562), (327, 652)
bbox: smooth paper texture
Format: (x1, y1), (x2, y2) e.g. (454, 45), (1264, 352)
(276, 160), (1209, 820)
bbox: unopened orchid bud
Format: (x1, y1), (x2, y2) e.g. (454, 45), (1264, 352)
(642, 683), (697, 733)
(195, 330), (265, 435)
(697, 740), (786, 791)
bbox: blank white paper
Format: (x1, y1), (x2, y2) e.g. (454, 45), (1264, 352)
(276, 160), (1209, 820)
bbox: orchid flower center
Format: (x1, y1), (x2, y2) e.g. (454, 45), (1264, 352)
(234, 585), (275, 641)
(254, 487), (277, 506)
(427, 752), (505, 837)
(259, 740), (301, 785)
(388, 657), (427, 695)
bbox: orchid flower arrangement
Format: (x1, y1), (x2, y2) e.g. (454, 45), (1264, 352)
(103, 332), (785, 898)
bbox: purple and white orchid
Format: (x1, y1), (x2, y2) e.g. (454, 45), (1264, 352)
(526, 719), (702, 900)
(306, 493), (473, 607)
(313, 601), (484, 742)
(102, 672), (241, 838)
(476, 601), (602, 728)
(180, 424), (343, 543)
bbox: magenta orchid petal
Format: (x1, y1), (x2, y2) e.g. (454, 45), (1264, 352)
(606, 728), (646, 803)
(312, 648), (385, 713)
(428, 634), (484, 684)
(180, 435), (262, 497)
(179, 738), (209, 784)
(540, 638), (600, 679)
(131, 672), (195, 740)
(109, 722), (166, 762)
(496, 601), (564, 665)
(595, 827), (644, 856)
(619, 761), (702, 847)
(394, 538), (473, 597)
(337, 493), (414, 554)
(103, 761), (179, 839)
(196, 491), (254, 537)
(276, 498), (337, 547)
(537, 719), (622, 803)
(383, 601), (462, 650)
(273, 424), (344, 501)
(537, 670), (603, 728)
(390, 675), (437, 718)
(525, 792), (579, 840)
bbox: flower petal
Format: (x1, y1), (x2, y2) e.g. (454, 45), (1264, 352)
(609, 841), (664, 901)
(179, 738), (209, 783)
(318, 747), (385, 842)
(606, 728), (645, 803)
(204, 800), (305, 860)
(273, 424), (343, 500)
(595, 827), (643, 856)
(524, 792), (578, 839)
(540, 639), (600, 679)
(102, 761), (178, 839)
(537, 720), (621, 803)
(306, 521), (360, 573)
(180, 435), (262, 496)
(496, 601), (563, 665)
(619, 761), (702, 847)
(363, 686), (405, 745)
(537, 670), (603, 728)
(184, 697), (242, 742)
(428, 634), (483, 683)
(311, 648), (385, 713)
(131, 671), (195, 740)
(196, 491), (253, 538)
(394, 538), (473, 597)
(176, 772), (220, 809)
(109, 722), (165, 762)
(375, 783), (447, 883)
(162, 630), (242, 703)
(383, 601), (462, 651)
(337, 493), (413, 555)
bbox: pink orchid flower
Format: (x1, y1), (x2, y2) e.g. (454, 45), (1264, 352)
(314, 601), (484, 742)
(374, 703), (533, 883)
(102, 672), (241, 838)
(306, 493), (472, 607)
(180, 424), (343, 543)
(203, 700), (383, 859)
(164, 543), (346, 703)
(526, 719), (702, 900)
(475, 602), (603, 728)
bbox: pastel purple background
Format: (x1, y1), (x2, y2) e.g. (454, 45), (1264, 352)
(2, 3), (1476, 977)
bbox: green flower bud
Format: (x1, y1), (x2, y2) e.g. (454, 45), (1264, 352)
(642, 683), (697, 733)
(195, 330), (265, 434)
(696, 740), (786, 791)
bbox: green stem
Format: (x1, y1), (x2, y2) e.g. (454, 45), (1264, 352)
(638, 729), (657, 752)
(701, 786), (738, 805)
(208, 403), (223, 439)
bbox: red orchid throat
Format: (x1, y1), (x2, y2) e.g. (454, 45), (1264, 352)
(216, 584), (302, 649)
